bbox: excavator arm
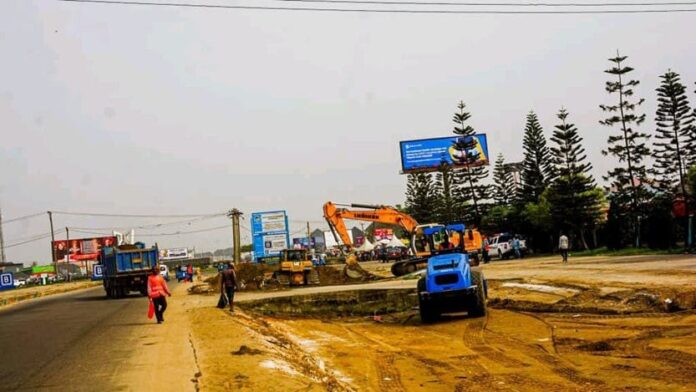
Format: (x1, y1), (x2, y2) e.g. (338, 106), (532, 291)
(322, 202), (419, 250)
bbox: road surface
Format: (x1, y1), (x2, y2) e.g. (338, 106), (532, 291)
(0, 282), (197, 391)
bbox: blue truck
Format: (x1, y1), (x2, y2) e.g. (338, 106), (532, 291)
(100, 243), (159, 299)
(417, 224), (487, 323)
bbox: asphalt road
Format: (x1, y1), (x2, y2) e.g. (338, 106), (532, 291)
(0, 285), (156, 391)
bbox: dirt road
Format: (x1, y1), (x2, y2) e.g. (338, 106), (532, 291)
(185, 254), (696, 391)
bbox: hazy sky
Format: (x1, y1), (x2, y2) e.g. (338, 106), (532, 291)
(2, 0), (695, 263)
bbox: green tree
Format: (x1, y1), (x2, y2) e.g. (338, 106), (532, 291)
(450, 101), (490, 225)
(547, 108), (603, 249)
(653, 70), (694, 196)
(433, 163), (458, 223)
(519, 111), (554, 204)
(492, 153), (515, 206)
(599, 51), (651, 248)
(404, 172), (438, 224)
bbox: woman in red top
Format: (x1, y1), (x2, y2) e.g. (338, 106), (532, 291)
(148, 266), (171, 324)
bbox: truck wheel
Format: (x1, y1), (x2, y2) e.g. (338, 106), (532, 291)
(469, 270), (487, 318)
(406, 263), (417, 274)
(307, 269), (320, 285)
(498, 250), (503, 260)
(417, 278), (438, 323)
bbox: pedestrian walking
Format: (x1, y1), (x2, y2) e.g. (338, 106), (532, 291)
(220, 262), (238, 313)
(186, 264), (193, 282)
(513, 236), (522, 259)
(148, 265), (171, 324)
(559, 232), (569, 264)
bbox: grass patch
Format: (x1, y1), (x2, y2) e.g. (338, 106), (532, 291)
(569, 247), (686, 258)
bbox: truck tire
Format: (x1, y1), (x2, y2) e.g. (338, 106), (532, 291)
(468, 270), (486, 318)
(417, 278), (438, 323)
(275, 272), (291, 286)
(306, 269), (320, 285)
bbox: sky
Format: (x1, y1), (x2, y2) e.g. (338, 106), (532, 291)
(1, 0), (695, 263)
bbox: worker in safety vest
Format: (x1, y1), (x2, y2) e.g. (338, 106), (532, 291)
(148, 266), (172, 324)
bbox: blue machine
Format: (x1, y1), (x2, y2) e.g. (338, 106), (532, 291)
(417, 224), (487, 323)
(99, 244), (159, 299)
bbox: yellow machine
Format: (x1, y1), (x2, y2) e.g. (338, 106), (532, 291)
(274, 249), (320, 286)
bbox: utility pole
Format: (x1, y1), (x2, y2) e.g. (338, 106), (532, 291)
(227, 209), (243, 263)
(48, 211), (56, 273)
(0, 206), (6, 263)
(66, 227), (70, 278)
(306, 221), (311, 250)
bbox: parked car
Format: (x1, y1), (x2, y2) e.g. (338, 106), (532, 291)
(159, 264), (170, 281)
(13, 278), (27, 287)
(486, 234), (527, 260)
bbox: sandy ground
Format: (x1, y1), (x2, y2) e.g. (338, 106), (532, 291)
(0, 280), (101, 308)
(181, 254), (696, 391)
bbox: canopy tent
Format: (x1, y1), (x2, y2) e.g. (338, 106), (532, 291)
(387, 236), (407, 248)
(356, 238), (375, 252)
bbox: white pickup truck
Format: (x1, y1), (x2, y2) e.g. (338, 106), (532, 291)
(486, 234), (527, 260)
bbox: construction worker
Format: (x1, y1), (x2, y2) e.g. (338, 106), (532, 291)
(148, 266), (172, 324)
(220, 262), (238, 313)
(559, 232), (569, 264)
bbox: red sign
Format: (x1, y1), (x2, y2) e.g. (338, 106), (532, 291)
(374, 229), (394, 241)
(52, 236), (117, 262)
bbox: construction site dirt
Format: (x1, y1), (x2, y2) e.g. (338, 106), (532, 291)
(184, 254), (696, 391)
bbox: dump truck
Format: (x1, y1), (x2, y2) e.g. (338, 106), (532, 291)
(274, 249), (320, 286)
(100, 243), (159, 298)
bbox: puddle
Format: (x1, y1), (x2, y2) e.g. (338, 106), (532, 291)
(501, 283), (579, 295)
(259, 359), (301, 376)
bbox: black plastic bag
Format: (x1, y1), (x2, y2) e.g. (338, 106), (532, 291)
(217, 292), (228, 309)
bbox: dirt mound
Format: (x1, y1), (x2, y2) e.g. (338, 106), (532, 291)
(239, 289), (418, 319)
(231, 345), (264, 356)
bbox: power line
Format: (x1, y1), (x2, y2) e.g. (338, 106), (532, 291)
(68, 214), (227, 231)
(70, 224), (230, 237)
(270, 0), (696, 6)
(57, 0), (696, 13)
(51, 210), (226, 218)
(5, 233), (55, 249)
(2, 212), (46, 225)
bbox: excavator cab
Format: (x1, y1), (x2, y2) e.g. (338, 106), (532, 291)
(274, 249), (320, 286)
(423, 224), (482, 265)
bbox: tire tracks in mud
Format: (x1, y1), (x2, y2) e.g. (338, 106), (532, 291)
(228, 312), (355, 392)
(466, 310), (606, 390)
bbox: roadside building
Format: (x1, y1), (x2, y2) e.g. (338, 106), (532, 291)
(0, 262), (24, 273)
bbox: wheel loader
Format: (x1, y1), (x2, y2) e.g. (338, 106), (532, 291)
(273, 249), (320, 286)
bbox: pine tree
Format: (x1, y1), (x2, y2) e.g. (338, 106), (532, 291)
(519, 111), (554, 203)
(450, 101), (490, 225)
(492, 153), (515, 206)
(599, 51), (651, 248)
(404, 172), (438, 224)
(547, 108), (603, 249)
(653, 70), (694, 195)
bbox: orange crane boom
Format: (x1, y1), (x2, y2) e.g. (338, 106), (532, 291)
(322, 202), (419, 250)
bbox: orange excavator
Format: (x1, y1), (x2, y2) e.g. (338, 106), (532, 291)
(322, 202), (483, 276)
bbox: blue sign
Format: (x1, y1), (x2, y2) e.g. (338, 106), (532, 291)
(399, 134), (489, 173)
(92, 264), (104, 280)
(0, 272), (15, 291)
(251, 211), (290, 261)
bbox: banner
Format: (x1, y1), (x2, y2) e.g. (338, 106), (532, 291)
(252, 211), (290, 260)
(52, 236), (117, 262)
(159, 247), (190, 260)
(374, 229), (394, 241)
(399, 134), (489, 173)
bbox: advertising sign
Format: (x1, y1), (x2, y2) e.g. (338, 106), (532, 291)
(0, 272), (14, 291)
(399, 134), (489, 173)
(52, 236), (117, 262)
(251, 211), (290, 260)
(159, 248), (190, 260)
(31, 265), (56, 275)
(92, 264), (104, 280)
(374, 229), (394, 241)
(292, 237), (316, 248)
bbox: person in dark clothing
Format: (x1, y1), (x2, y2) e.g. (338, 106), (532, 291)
(220, 262), (238, 312)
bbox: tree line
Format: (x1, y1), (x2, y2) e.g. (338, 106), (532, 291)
(404, 51), (696, 253)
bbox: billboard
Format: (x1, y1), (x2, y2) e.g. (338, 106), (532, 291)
(251, 211), (290, 260)
(159, 247), (191, 260)
(399, 134), (489, 173)
(52, 236), (117, 262)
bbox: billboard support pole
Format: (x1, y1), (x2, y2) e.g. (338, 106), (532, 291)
(48, 211), (56, 273)
(65, 227), (69, 278)
(227, 209), (243, 264)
